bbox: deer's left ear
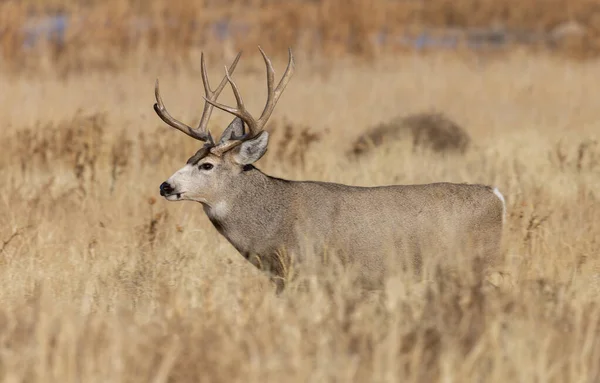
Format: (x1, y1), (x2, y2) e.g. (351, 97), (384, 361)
(233, 131), (269, 165)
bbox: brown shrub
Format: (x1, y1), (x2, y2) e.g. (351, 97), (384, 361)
(265, 118), (323, 170)
(349, 112), (471, 158)
(7, 112), (107, 194)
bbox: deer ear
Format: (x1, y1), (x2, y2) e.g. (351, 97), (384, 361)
(233, 131), (269, 165)
(218, 117), (245, 144)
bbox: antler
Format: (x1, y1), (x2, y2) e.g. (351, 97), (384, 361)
(154, 52), (243, 145)
(204, 47), (295, 140)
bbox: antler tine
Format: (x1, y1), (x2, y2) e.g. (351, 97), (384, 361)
(154, 52), (243, 144)
(203, 65), (259, 135)
(196, 51), (243, 142)
(256, 47), (295, 132)
(204, 47), (296, 140)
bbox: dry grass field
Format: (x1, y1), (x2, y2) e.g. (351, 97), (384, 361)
(1, 3), (600, 380)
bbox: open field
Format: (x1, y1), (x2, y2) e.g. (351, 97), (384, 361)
(1, 40), (600, 382)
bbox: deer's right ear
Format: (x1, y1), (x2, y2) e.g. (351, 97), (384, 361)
(234, 131), (269, 165)
(219, 117), (245, 144)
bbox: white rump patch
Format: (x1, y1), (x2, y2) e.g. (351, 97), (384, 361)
(492, 187), (506, 223)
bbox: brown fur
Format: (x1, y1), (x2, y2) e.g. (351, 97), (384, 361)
(195, 149), (505, 292)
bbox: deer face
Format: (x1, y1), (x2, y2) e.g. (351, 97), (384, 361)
(154, 47), (293, 204)
(159, 153), (221, 203)
(159, 127), (269, 204)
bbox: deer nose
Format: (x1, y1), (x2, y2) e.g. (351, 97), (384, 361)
(159, 182), (174, 196)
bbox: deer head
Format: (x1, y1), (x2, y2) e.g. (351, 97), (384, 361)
(156, 47), (295, 204)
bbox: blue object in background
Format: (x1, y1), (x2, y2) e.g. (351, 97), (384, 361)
(15, 13), (548, 53)
(22, 14), (69, 50)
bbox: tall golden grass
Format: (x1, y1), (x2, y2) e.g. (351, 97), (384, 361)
(1, 4), (600, 380)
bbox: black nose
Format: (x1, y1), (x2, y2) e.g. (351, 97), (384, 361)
(159, 182), (174, 196)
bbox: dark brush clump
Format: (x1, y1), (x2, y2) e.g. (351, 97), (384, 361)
(349, 112), (471, 157)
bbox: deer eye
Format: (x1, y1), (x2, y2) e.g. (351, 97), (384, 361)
(199, 163), (214, 171)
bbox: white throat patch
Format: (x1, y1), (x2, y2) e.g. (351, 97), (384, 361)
(209, 201), (230, 220)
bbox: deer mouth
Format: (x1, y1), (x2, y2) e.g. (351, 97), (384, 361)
(164, 192), (185, 201)
(163, 192), (185, 201)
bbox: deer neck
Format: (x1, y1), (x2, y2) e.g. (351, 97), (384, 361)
(202, 168), (291, 254)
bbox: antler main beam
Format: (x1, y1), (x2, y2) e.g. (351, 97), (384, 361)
(154, 52), (243, 144)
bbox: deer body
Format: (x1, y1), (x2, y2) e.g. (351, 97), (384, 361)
(154, 47), (505, 292)
(199, 167), (504, 289)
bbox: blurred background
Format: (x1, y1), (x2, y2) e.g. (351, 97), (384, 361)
(0, 0), (597, 75)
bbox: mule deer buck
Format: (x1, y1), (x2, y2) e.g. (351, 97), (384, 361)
(155, 47), (506, 292)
